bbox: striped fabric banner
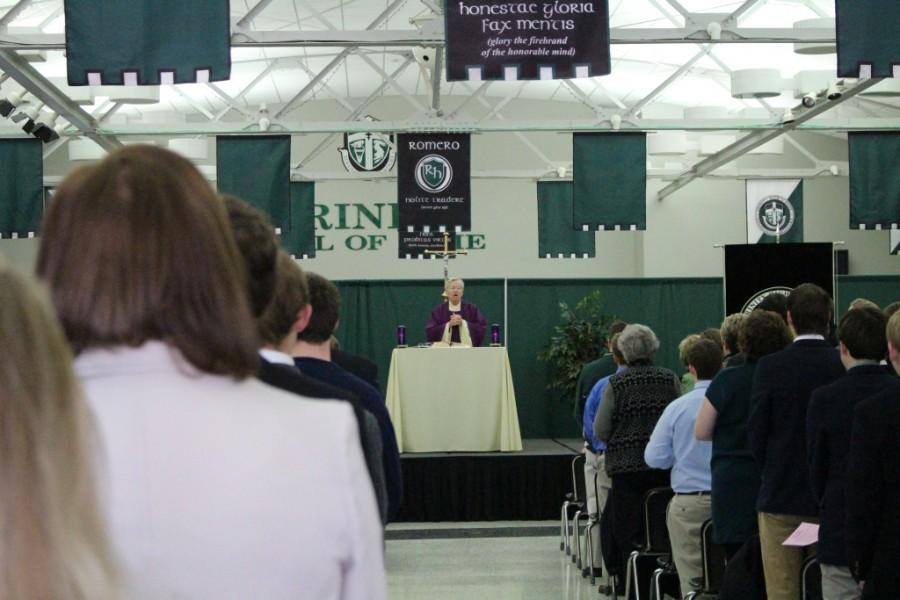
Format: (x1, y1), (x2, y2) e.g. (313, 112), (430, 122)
(849, 132), (900, 230)
(572, 133), (647, 231)
(835, 0), (900, 78)
(537, 181), (595, 258)
(0, 139), (43, 239)
(64, 0), (230, 85)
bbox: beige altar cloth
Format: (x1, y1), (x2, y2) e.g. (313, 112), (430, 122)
(385, 346), (523, 453)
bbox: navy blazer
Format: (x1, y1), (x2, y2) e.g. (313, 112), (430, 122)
(749, 339), (844, 516)
(846, 386), (900, 597)
(807, 364), (900, 566)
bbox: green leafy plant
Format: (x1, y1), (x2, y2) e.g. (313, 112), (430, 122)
(537, 291), (614, 404)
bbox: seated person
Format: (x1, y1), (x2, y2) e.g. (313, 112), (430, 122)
(425, 278), (487, 346)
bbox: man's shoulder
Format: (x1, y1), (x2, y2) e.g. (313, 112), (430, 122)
(857, 384), (900, 415)
(259, 360), (358, 402)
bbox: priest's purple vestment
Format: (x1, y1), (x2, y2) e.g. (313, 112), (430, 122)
(426, 301), (488, 346)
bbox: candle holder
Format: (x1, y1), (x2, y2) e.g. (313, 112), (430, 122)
(396, 325), (407, 347)
(490, 323), (501, 346)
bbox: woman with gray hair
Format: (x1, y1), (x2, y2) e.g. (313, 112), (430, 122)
(593, 324), (681, 593)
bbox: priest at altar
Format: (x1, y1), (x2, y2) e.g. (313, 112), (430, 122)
(426, 278), (488, 346)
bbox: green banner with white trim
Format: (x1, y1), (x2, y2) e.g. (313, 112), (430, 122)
(537, 181), (595, 258)
(0, 139), (43, 239)
(573, 133), (647, 231)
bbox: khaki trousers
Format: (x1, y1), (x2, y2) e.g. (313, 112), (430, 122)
(758, 512), (817, 600)
(820, 563), (862, 600)
(666, 493), (712, 597)
(584, 449), (612, 583)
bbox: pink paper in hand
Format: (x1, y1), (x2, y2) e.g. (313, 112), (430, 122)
(782, 522), (819, 547)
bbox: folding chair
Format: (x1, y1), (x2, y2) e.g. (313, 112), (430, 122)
(559, 453), (586, 555)
(801, 556), (822, 600)
(683, 519), (728, 599)
(624, 487), (674, 600)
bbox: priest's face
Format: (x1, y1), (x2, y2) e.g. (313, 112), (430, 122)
(447, 281), (464, 304)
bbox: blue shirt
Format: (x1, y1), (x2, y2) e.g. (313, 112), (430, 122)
(644, 380), (713, 493)
(583, 366), (626, 451)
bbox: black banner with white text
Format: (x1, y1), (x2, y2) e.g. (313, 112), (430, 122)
(397, 133), (471, 232)
(444, 1), (610, 81)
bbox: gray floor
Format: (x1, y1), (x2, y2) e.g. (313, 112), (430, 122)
(386, 521), (613, 600)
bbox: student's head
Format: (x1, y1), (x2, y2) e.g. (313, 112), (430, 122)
(605, 320), (628, 352)
(222, 195), (279, 318)
(297, 272), (341, 344)
(36, 144), (258, 378)
(848, 297), (879, 312)
(678, 334), (702, 368)
(883, 301), (900, 321)
(617, 324), (660, 365)
(886, 311), (900, 368)
(720, 313), (745, 355)
(610, 332), (625, 365)
(700, 327), (723, 351)
(257, 252), (310, 346)
(786, 283), (833, 337)
(754, 293), (788, 322)
(838, 306), (887, 362)
(740, 310), (792, 362)
(0, 260), (117, 599)
(686, 338), (724, 381)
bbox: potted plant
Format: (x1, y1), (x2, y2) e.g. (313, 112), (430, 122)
(537, 290), (614, 406)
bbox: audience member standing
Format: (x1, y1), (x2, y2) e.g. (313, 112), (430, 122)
(594, 324), (680, 590)
(695, 310), (792, 558)
(37, 145), (386, 600)
(580, 332), (626, 587)
(224, 197), (389, 523)
(748, 283), (844, 600)
(574, 320), (628, 424)
(0, 260), (118, 600)
(808, 306), (899, 600)
(845, 311), (900, 599)
(720, 313), (746, 368)
(645, 338), (722, 597)
(292, 272), (403, 522)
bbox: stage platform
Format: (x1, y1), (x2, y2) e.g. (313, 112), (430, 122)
(395, 439), (581, 522)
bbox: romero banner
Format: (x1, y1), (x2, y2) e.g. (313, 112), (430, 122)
(397, 133), (471, 232)
(444, 0), (610, 81)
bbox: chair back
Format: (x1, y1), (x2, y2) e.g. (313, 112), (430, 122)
(801, 556), (822, 600)
(643, 487), (674, 552)
(701, 519), (728, 591)
(569, 454), (586, 502)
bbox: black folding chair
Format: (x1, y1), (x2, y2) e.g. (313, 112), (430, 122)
(624, 487), (674, 600)
(801, 556), (822, 600)
(684, 519), (728, 599)
(559, 454), (586, 555)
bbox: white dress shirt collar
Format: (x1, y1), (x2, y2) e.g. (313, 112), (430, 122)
(259, 348), (295, 366)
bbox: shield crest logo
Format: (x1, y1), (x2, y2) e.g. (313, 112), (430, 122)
(755, 195), (795, 236)
(414, 154), (453, 193)
(339, 131), (397, 172)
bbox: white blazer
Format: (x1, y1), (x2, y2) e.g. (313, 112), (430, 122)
(75, 342), (386, 600)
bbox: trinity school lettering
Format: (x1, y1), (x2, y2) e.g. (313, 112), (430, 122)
(313, 202), (486, 252)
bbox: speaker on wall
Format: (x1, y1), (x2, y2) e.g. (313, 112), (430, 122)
(834, 249), (849, 275)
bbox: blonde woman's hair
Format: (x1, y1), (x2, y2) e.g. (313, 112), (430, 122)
(0, 260), (117, 599)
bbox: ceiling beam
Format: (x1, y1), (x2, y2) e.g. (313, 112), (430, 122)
(0, 0), (32, 30)
(656, 78), (884, 200)
(0, 49), (121, 151)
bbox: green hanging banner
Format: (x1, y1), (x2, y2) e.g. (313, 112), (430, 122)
(849, 132), (900, 230)
(835, 0), (900, 78)
(216, 136), (292, 233)
(0, 139), (43, 239)
(537, 181), (595, 258)
(572, 133), (647, 231)
(283, 182), (316, 260)
(64, 0), (231, 85)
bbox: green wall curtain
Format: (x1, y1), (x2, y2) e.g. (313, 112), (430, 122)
(0, 139), (43, 238)
(849, 132), (900, 230)
(573, 133), (647, 231)
(216, 136), (292, 232)
(835, 0), (900, 78)
(283, 182), (316, 259)
(330, 276), (900, 439)
(537, 181), (596, 258)
(65, 0), (230, 85)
